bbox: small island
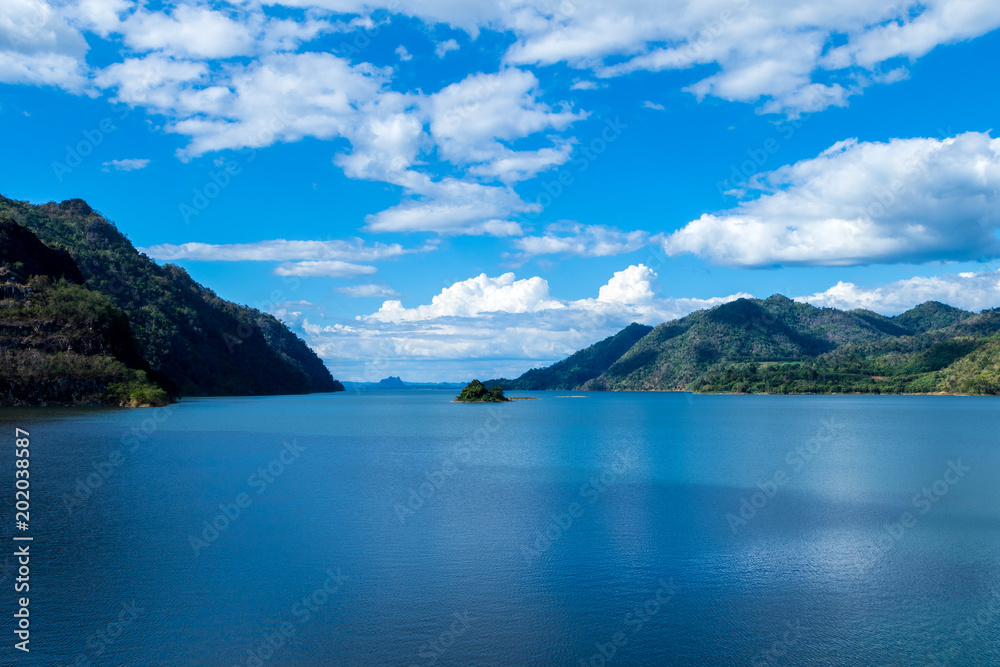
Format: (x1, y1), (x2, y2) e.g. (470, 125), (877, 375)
(454, 379), (510, 402)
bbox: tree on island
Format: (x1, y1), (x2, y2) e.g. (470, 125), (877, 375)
(456, 379), (510, 402)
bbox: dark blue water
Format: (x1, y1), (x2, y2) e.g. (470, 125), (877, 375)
(2, 392), (999, 665)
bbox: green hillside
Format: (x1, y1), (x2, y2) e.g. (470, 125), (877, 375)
(486, 322), (653, 390)
(0, 196), (344, 402)
(500, 295), (1000, 395)
(0, 217), (166, 406)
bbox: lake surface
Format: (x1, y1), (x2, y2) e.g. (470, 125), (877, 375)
(1, 391), (999, 665)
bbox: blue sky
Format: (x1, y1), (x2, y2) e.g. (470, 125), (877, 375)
(2, 0), (1000, 381)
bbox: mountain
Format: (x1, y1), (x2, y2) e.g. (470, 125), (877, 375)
(485, 322), (653, 390)
(1, 217), (167, 406)
(499, 296), (1000, 395)
(891, 301), (972, 334)
(340, 378), (463, 391)
(586, 296), (914, 390)
(0, 217), (84, 284)
(0, 196), (344, 402)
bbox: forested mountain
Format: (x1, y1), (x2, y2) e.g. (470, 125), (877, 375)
(498, 296), (1000, 395)
(0, 217), (166, 405)
(486, 322), (653, 390)
(0, 196), (344, 404)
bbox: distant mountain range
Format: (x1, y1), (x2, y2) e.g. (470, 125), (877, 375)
(0, 195), (344, 405)
(488, 296), (1000, 395)
(342, 376), (463, 391)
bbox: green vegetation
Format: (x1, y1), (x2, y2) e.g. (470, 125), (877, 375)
(455, 380), (510, 402)
(485, 322), (652, 390)
(0, 196), (344, 404)
(1, 276), (168, 406)
(498, 295), (1000, 395)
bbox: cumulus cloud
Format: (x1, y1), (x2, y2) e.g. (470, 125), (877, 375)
(116, 4), (339, 59)
(242, 1), (996, 116)
(642, 100), (665, 110)
(394, 45), (412, 61)
(68, 0), (130, 36)
(502, 0), (1000, 114)
(101, 56), (581, 235)
(5, 0), (995, 118)
(662, 132), (1000, 267)
(170, 52), (389, 159)
(423, 68), (586, 178)
(365, 272), (564, 323)
(5, 0), (994, 243)
(121, 6), (257, 59)
(0, 0), (90, 91)
(304, 263), (748, 380)
(797, 269), (1000, 314)
(102, 158), (150, 171)
(93, 55), (209, 109)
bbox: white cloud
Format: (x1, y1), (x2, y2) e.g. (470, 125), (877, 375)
(662, 132), (1000, 267)
(395, 45), (412, 61)
(467, 143), (575, 182)
(102, 158), (150, 171)
(0, 0), (89, 91)
(4, 0), (992, 247)
(98, 55), (579, 236)
(274, 260), (378, 277)
(797, 270), (1000, 314)
(139, 238), (428, 262)
(424, 68), (586, 177)
(642, 100), (665, 110)
(303, 263), (747, 380)
(340, 69), (585, 234)
(3, 0), (995, 121)
(336, 284), (400, 298)
(361, 173), (532, 236)
(0, 51), (88, 91)
(122, 6), (258, 60)
(118, 5), (337, 60)
(434, 38), (459, 57)
(362, 264), (742, 331)
(93, 55), (210, 110)
(167, 52), (389, 159)
(273, 300), (318, 310)
(596, 264), (656, 303)
(500, 0), (1000, 114)
(510, 223), (653, 260)
(365, 272), (564, 322)
(144, 236), (432, 278)
(97, 52), (391, 160)
(67, 0), (129, 36)
(822, 2), (1000, 70)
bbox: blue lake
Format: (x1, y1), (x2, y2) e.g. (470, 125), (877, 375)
(2, 391), (999, 665)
